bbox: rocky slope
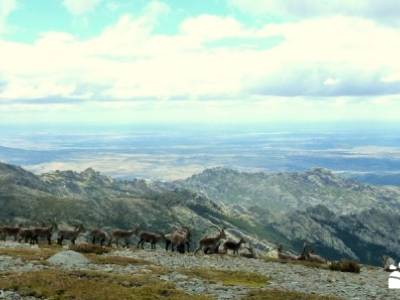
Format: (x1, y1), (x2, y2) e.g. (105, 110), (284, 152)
(0, 162), (268, 249)
(0, 241), (398, 300)
(177, 168), (400, 265)
(2, 162), (400, 265)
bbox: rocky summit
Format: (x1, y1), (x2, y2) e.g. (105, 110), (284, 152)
(2, 162), (400, 265)
(0, 241), (398, 300)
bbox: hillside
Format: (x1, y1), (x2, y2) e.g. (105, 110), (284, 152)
(0, 162), (267, 248)
(177, 168), (400, 265)
(1, 162), (400, 265)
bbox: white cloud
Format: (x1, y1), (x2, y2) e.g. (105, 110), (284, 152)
(0, 0), (17, 34)
(63, 0), (102, 16)
(229, 0), (400, 25)
(0, 3), (400, 125)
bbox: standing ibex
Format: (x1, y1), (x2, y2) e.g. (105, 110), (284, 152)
(57, 224), (85, 245)
(0, 225), (20, 241)
(89, 229), (109, 247)
(110, 229), (136, 247)
(31, 224), (56, 245)
(223, 237), (245, 255)
(136, 229), (165, 249)
(194, 226), (226, 254)
(18, 227), (35, 244)
(297, 242), (327, 263)
(169, 227), (191, 253)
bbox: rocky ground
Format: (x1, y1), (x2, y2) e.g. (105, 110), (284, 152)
(0, 241), (398, 300)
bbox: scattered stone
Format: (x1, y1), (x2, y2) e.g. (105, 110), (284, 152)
(47, 250), (89, 267)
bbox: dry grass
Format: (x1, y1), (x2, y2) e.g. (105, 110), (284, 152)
(0, 246), (58, 262)
(329, 260), (360, 273)
(0, 269), (211, 300)
(87, 255), (151, 266)
(182, 268), (268, 288)
(263, 257), (330, 270)
(244, 289), (340, 300)
(69, 243), (111, 255)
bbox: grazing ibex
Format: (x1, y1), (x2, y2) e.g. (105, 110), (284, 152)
(136, 230), (164, 249)
(169, 227), (191, 253)
(194, 226), (226, 254)
(31, 224), (56, 245)
(0, 225), (20, 241)
(223, 237), (245, 255)
(110, 229), (136, 247)
(57, 224), (85, 245)
(89, 229), (109, 247)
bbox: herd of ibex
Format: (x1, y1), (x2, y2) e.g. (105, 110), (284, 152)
(0, 223), (329, 262)
(0, 223), (255, 257)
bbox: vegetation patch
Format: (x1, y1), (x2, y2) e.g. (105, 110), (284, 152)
(263, 257), (330, 270)
(69, 243), (111, 255)
(182, 268), (268, 288)
(87, 255), (151, 266)
(0, 269), (211, 300)
(329, 260), (361, 273)
(244, 289), (340, 300)
(0, 246), (58, 262)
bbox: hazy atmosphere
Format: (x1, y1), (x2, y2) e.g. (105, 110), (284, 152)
(1, 2), (400, 299)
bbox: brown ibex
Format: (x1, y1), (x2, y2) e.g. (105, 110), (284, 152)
(194, 226), (226, 254)
(31, 224), (56, 245)
(223, 237), (245, 255)
(17, 227), (35, 244)
(297, 242), (327, 263)
(57, 224), (85, 245)
(90, 229), (109, 247)
(169, 227), (191, 253)
(110, 229), (136, 247)
(0, 225), (20, 241)
(136, 229), (164, 249)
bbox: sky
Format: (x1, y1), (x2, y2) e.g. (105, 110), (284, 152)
(0, 0), (400, 125)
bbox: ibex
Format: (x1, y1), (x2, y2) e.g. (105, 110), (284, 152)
(136, 229), (164, 249)
(57, 224), (85, 245)
(110, 229), (136, 247)
(31, 224), (56, 245)
(194, 226), (226, 254)
(223, 237), (245, 255)
(169, 227), (191, 253)
(0, 225), (20, 241)
(297, 242), (327, 263)
(18, 227), (35, 244)
(89, 229), (109, 247)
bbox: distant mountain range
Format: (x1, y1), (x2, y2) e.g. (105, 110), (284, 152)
(1, 162), (399, 265)
(176, 167), (400, 265)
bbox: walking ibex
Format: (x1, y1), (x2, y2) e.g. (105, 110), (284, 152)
(89, 229), (109, 247)
(223, 237), (245, 255)
(57, 224), (85, 245)
(194, 226), (226, 254)
(136, 229), (164, 249)
(0, 225), (20, 241)
(31, 224), (56, 245)
(110, 229), (136, 247)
